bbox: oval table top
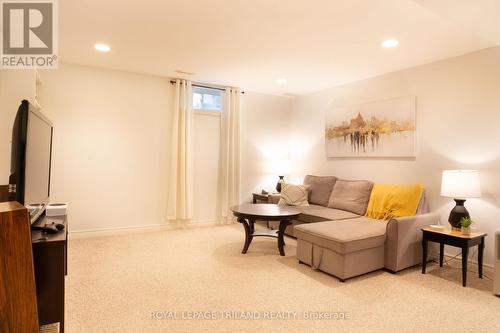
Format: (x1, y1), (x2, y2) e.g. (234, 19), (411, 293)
(231, 204), (301, 220)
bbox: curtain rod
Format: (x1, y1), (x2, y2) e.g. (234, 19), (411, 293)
(169, 80), (245, 94)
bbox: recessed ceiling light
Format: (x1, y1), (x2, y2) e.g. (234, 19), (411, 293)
(381, 39), (399, 48)
(276, 78), (287, 85)
(94, 43), (111, 52)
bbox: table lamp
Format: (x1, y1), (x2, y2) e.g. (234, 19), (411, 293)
(440, 170), (481, 229)
(273, 159), (291, 193)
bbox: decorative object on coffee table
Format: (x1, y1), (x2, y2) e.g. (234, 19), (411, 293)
(421, 226), (486, 287)
(231, 204), (300, 256)
(440, 170), (481, 229)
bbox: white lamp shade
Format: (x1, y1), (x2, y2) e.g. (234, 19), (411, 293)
(440, 170), (481, 198)
(271, 159), (291, 176)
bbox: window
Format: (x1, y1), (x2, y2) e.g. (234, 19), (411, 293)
(192, 87), (222, 112)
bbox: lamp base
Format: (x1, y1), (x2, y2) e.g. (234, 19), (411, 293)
(276, 176), (285, 193)
(448, 199), (470, 229)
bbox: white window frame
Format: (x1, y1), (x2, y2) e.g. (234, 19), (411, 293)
(192, 86), (223, 117)
(194, 109), (221, 117)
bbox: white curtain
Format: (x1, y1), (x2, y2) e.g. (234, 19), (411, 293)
(167, 79), (194, 220)
(219, 88), (241, 217)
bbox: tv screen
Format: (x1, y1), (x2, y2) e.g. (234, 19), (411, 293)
(25, 111), (52, 205)
(9, 100), (53, 223)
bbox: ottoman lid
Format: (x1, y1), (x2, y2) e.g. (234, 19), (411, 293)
(294, 218), (387, 254)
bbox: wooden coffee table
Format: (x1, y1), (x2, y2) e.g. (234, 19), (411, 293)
(231, 204), (301, 256)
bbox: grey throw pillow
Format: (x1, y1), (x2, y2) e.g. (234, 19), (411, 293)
(303, 175), (337, 207)
(327, 180), (374, 215)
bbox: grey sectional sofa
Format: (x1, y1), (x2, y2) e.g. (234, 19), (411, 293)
(269, 175), (437, 281)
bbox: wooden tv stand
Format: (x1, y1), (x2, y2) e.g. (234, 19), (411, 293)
(31, 214), (68, 332)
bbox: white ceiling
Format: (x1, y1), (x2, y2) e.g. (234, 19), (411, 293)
(414, 0), (500, 45)
(59, 0), (497, 95)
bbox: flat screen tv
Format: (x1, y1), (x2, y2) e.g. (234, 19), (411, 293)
(9, 100), (53, 224)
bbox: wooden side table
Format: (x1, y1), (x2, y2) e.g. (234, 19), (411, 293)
(252, 192), (270, 204)
(421, 226), (486, 287)
(252, 193), (280, 228)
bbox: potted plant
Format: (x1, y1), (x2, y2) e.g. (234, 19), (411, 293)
(460, 217), (473, 235)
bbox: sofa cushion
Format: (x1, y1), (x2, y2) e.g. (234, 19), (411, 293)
(303, 175), (337, 207)
(296, 205), (360, 223)
(294, 217), (387, 254)
(279, 183), (309, 206)
(328, 180), (373, 215)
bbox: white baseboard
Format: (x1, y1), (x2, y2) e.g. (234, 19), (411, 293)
(69, 218), (236, 239)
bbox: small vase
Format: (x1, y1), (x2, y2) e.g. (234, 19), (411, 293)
(461, 226), (471, 236)
(276, 176), (285, 193)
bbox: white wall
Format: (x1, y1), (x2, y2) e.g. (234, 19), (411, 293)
(240, 92), (292, 201)
(190, 92), (292, 221)
(289, 47), (500, 266)
(40, 64), (172, 232)
(35, 64), (291, 231)
(0, 70), (37, 184)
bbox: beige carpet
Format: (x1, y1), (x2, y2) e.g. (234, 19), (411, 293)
(66, 223), (500, 333)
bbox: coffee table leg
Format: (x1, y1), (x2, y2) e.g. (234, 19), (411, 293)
(238, 217), (253, 254)
(278, 220), (289, 256)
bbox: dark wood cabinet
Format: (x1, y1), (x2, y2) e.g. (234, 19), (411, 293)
(0, 202), (39, 333)
(32, 214), (68, 332)
(0, 197), (68, 332)
(0, 185), (9, 202)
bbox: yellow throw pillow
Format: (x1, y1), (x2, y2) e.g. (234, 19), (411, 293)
(279, 183), (310, 206)
(365, 183), (424, 220)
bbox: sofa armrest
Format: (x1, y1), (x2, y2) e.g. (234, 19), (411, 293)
(385, 213), (438, 272)
(268, 194), (281, 204)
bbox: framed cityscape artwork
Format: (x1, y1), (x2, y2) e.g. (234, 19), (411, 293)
(325, 96), (416, 157)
